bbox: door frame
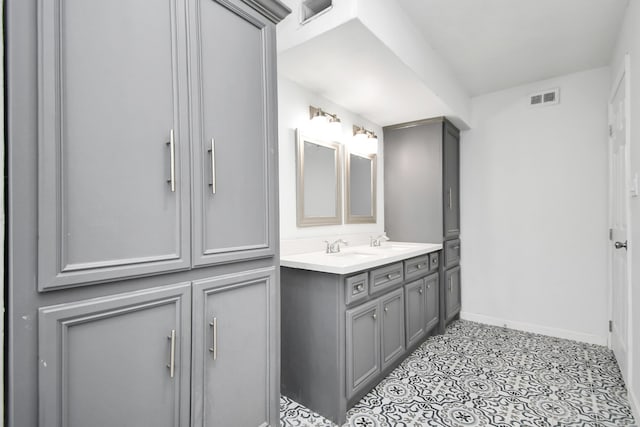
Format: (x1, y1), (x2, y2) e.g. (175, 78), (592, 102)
(608, 53), (633, 388)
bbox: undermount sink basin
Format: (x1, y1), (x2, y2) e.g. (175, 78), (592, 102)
(359, 244), (415, 254)
(329, 251), (377, 259)
(380, 244), (415, 251)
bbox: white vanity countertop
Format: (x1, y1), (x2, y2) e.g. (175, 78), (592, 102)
(279, 241), (442, 275)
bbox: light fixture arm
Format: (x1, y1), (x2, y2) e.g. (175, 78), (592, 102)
(309, 105), (341, 123)
(353, 124), (377, 139)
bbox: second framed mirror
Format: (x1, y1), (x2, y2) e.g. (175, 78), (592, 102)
(345, 148), (377, 224)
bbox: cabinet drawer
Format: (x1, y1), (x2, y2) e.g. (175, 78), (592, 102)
(404, 255), (430, 281)
(345, 273), (369, 305)
(429, 252), (439, 270)
(444, 239), (460, 268)
(369, 263), (404, 294)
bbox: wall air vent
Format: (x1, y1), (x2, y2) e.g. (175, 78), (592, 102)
(300, 0), (333, 25)
(529, 88), (560, 107)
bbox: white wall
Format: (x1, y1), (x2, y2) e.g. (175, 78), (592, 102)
(460, 67), (611, 346)
(611, 0), (640, 420)
(278, 76), (384, 248)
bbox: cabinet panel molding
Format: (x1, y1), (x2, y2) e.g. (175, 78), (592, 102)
(37, 0), (191, 291)
(190, 0), (277, 267)
(191, 267), (277, 426)
(38, 283), (192, 427)
(346, 299), (380, 399)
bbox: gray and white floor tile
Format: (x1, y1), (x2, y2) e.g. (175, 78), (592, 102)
(280, 320), (637, 426)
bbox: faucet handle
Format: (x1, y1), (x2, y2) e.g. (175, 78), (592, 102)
(323, 240), (331, 254)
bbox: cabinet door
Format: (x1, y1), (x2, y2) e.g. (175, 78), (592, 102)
(190, 0), (277, 266)
(404, 279), (426, 349)
(38, 0), (191, 290)
(445, 266), (461, 320)
(38, 283), (191, 427)
(192, 268), (277, 427)
(443, 122), (460, 239)
(425, 272), (440, 332)
(381, 288), (405, 371)
(346, 300), (380, 399)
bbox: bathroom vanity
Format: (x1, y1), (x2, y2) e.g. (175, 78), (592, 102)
(280, 242), (441, 425)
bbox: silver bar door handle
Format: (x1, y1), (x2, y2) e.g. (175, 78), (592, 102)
(167, 129), (176, 192)
(167, 329), (176, 378)
(448, 188), (452, 210)
(208, 138), (216, 194)
(209, 317), (218, 360)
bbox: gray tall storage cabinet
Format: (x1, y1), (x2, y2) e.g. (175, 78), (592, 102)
(384, 118), (462, 332)
(6, 0), (290, 426)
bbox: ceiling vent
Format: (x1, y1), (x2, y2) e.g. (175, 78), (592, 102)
(529, 88), (560, 107)
(300, 0), (333, 25)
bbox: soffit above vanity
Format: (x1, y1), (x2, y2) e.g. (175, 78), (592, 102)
(276, 0), (471, 129)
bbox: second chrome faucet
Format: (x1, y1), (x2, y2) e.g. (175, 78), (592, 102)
(324, 239), (349, 253)
(370, 234), (390, 247)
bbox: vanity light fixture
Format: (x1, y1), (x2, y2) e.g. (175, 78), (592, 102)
(309, 106), (341, 125)
(352, 125), (378, 154)
(309, 105), (342, 136)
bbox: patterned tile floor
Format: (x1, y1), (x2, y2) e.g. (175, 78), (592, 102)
(280, 320), (637, 426)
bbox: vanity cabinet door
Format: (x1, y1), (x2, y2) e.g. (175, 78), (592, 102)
(380, 288), (405, 371)
(37, 0), (191, 291)
(190, 0), (277, 267)
(425, 272), (440, 332)
(38, 283), (192, 427)
(192, 268), (277, 427)
(445, 266), (461, 321)
(346, 300), (380, 399)
(404, 279), (426, 349)
(443, 122), (460, 239)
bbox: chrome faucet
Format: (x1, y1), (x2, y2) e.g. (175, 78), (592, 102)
(324, 239), (349, 253)
(370, 234), (390, 247)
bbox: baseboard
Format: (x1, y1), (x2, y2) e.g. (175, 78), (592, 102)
(629, 385), (640, 425)
(459, 311), (607, 346)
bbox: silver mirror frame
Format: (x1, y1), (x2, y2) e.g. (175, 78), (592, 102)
(345, 147), (377, 224)
(296, 130), (343, 227)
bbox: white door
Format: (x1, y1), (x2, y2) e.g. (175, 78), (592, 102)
(609, 54), (632, 384)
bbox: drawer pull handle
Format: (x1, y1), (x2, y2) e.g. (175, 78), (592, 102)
(416, 263), (425, 269)
(353, 283), (364, 294)
(167, 329), (176, 378)
(418, 288), (423, 294)
(386, 273), (401, 280)
(448, 277), (453, 292)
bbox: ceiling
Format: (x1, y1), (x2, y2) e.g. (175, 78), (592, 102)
(396, 0), (629, 96)
(278, 0), (629, 127)
(278, 19), (451, 127)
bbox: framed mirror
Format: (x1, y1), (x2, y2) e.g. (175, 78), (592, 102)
(345, 148), (377, 224)
(296, 130), (342, 227)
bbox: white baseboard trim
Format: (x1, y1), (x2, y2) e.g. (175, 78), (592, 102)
(629, 385), (640, 425)
(459, 311), (608, 346)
